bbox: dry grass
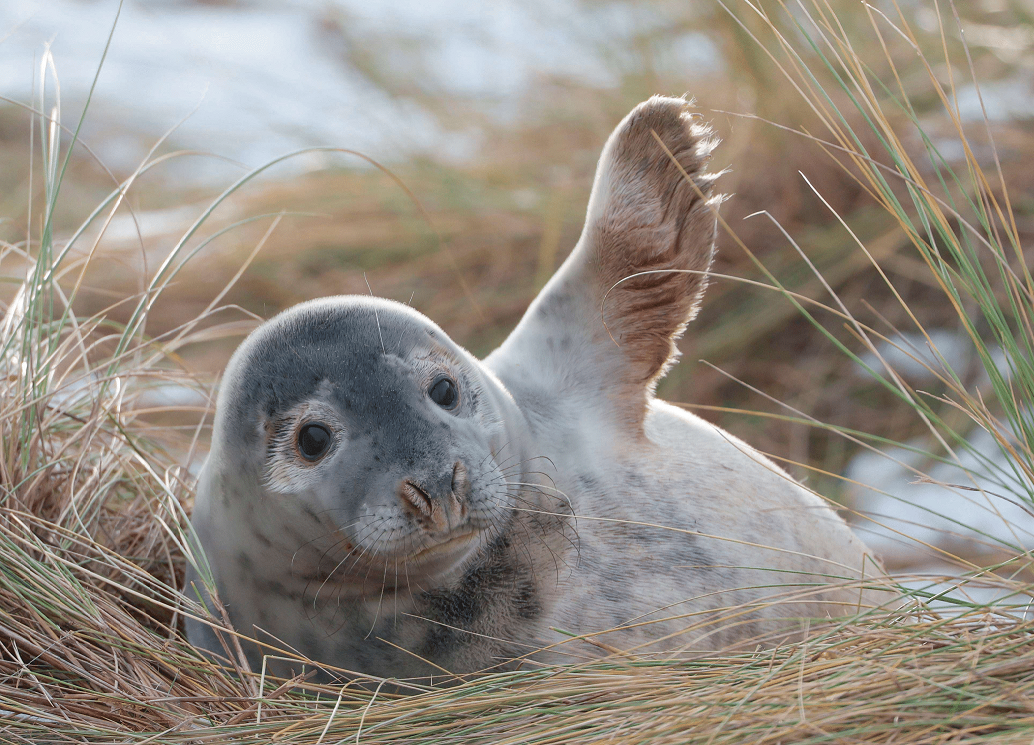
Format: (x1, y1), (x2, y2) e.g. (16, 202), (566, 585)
(1, 0), (1034, 741)
(4, 584), (1034, 744)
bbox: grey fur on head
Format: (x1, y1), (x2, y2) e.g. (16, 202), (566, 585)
(184, 96), (887, 685)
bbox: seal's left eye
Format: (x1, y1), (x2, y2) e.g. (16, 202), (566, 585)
(429, 376), (459, 410)
(297, 423), (332, 461)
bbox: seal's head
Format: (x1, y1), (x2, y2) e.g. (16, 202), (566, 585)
(207, 296), (524, 590)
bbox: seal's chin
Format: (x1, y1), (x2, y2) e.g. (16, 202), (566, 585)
(397, 529), (483, 578)
(408, 530), (479, 564)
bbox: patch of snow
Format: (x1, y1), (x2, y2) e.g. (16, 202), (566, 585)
(847, 327), (1033, 579)
(956, 77), (1034, 123)
(95, 204), (209, 245)
(846, 423), (1034, 568)
(2, 0), (454, 179)
(853, 329), (973, 383)
(48, 371), (99, 409)
(134, 383), (208, 409)
(892, 563), (1032, 617)
(853, 328), (1014, 389)
(0, 0), (722, 183)
(929, 138), (967, 163)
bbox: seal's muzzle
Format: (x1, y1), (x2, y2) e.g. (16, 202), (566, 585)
(399, 461), (470, 533)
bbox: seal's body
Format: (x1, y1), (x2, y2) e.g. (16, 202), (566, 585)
(186, 97), (882, 682)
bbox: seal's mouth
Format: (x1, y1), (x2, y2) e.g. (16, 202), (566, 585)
(407, 529), (479, 564)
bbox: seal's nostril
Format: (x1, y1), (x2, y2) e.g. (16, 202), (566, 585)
(451, 461), (469, 495)
(450, 463), (470, 521)
(400, 481), (433, 518)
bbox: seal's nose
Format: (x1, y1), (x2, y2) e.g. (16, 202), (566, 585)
(399, 462), (469, 532)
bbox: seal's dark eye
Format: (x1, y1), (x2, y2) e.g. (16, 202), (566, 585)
(297, 423), (332, 461)
(428, 376), (459, 410)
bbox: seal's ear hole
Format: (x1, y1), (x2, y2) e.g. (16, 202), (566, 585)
(429, 376), (459, 410)
(297, 423), (332, 462)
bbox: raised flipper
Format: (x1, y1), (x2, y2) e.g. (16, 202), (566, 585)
(486, 96), (721, 430)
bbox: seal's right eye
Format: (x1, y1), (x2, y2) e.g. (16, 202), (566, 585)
(297, 423), (332, 462)
(429, 376), (459, 410)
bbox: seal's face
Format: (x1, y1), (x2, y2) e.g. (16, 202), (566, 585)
(213, 297), (522, 590)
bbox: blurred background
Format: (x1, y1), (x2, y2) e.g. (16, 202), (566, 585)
(2, 0), (1034, 589)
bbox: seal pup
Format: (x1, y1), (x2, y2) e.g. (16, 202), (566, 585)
(185, 96), (883, 682)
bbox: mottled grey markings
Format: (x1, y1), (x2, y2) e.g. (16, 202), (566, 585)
(418, 532), (542, 660)
(258, 579), (303, 602)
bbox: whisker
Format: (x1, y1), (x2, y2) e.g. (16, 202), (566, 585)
(363, 272), (386, 354)
(310, 517), (390, 606)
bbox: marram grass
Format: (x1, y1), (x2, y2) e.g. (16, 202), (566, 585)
(3, 1), (1034, 742)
